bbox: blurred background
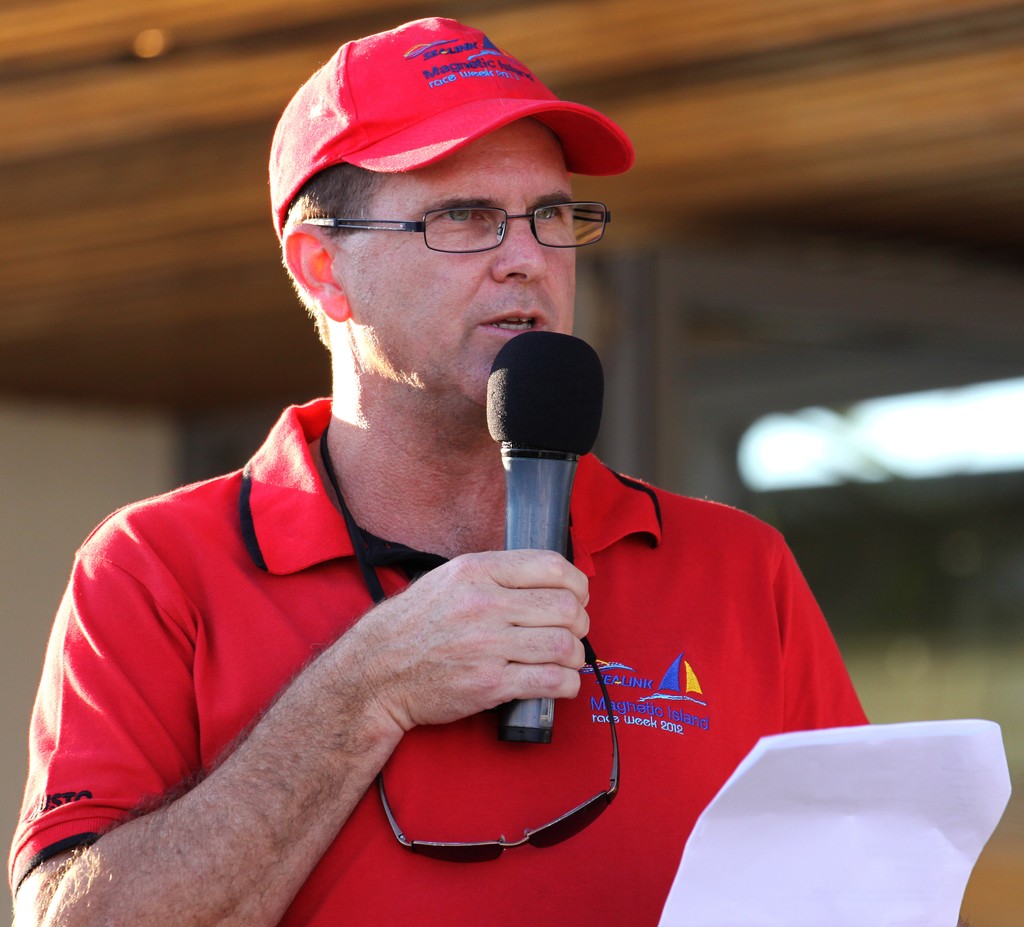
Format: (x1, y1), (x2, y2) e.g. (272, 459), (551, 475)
(2, 1), (1022, 921)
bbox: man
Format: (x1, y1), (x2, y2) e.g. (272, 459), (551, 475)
(10, 17), (866, 926)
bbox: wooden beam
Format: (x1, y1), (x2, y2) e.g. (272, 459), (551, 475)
(475, 0), (1023, 84)
(4, 1), (1021, 163)
(0, 0), (409, 72)
(4, 0), (1014, 74)
(569, 39), (1024, 232)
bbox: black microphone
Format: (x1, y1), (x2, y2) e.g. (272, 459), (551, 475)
(486, 331), (604, 743)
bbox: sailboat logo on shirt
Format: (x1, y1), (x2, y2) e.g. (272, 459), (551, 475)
(584, 649), (712, 736)
(639, 653), (707, 707)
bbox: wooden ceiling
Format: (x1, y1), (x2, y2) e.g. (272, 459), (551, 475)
(2, 0), (1022, 411)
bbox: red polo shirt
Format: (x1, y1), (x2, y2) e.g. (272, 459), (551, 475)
(11, 398), (866, 924)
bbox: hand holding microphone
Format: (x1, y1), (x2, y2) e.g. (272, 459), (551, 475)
(486, 331), (604, 743)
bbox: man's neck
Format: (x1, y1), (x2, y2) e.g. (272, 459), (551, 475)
(320, 393), (507, 559)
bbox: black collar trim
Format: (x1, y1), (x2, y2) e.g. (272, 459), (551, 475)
(239, 462), (268, 572)
(606, 466), (662, 545)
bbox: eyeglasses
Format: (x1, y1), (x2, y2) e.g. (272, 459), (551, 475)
(378, 643), (620, 862)
(304, 202), (610, 254)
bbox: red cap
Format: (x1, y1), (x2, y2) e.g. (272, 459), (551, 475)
(269, 17), (635, 237)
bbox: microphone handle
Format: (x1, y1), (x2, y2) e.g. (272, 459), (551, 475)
(496, 448), (578, 744)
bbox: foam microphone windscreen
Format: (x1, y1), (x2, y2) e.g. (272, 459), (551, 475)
(486, 331), (604, 455)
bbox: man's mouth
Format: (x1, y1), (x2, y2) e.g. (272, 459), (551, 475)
(493, 317), (535, 331)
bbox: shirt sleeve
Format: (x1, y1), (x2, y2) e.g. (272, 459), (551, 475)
(9, 543), (201, 892)
(772, 537), (868, 732)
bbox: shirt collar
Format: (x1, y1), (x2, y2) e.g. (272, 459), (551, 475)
(567, 454), (663, 575)
(240, 399), (662, 576)
(241, 398), (353, 574)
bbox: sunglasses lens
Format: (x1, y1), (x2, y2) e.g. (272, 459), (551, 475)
(526, 793), (612, 849)
(411, 840), (505, 863)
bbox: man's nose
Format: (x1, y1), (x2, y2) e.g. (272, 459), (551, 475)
(491, 215), (548, 277)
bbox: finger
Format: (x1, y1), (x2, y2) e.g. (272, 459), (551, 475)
(465, 549), (589, 604)
(502, 589), (590, 643)
(503, 662), (584, 702)
(504, 624), (587, 669)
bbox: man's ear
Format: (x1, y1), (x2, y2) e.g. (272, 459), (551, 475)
(283, 229), (352, 322)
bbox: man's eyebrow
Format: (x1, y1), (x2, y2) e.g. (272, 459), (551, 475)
(427, 192), (574, 211)
(533, 191), (575, 208)
(428, 196), (501, 211)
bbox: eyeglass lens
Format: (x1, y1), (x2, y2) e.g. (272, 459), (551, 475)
(523, 790), (613, 848)
(423, 203), (607, 252)
(394, 788), (614, 862)
(407, 839), (505, 863)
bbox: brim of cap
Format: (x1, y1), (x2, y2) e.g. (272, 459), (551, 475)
(343, 97), (634, 176)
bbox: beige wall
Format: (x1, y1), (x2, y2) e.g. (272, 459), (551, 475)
(0, 401), (176, 896)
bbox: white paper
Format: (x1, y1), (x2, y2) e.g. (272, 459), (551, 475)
(658, 719), (1011, 927)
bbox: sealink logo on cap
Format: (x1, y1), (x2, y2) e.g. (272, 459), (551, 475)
(407, 32), (536, 89)
(403, 33), (503, 60)
(404, 38), (476, 60)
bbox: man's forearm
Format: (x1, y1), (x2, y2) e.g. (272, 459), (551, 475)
(16, 630), (404, 927)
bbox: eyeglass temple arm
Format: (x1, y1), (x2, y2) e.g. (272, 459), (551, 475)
(583, 636), (620, 792)
(304, 218), (425, 232)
